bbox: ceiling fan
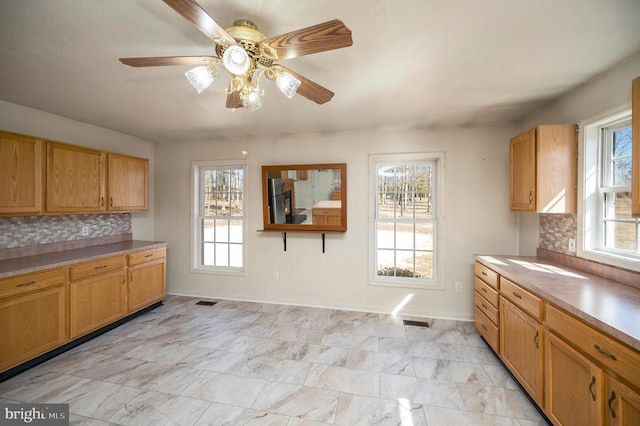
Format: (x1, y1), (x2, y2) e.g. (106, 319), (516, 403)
(119, 0), (353, 111)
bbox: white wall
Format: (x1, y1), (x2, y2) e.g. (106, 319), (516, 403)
(155, 125), (519, 320)
(516, 53), (640, 254)
(0, 100), (156, 240)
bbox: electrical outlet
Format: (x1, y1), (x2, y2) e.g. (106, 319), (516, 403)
(81, 226), (89, 236)
(454, 281), (462, 292)
(272, 270), (279, 279)
(568, 238), (576, 252)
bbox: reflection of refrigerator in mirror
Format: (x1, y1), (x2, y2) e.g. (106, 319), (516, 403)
(268, 178), (289, 224)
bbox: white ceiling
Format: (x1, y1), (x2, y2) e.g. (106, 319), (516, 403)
(1, 0), (639, 142)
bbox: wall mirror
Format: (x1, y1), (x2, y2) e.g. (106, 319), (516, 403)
(262, 163), (347, 232)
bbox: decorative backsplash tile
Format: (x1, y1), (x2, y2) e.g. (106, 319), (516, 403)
(0, 214), (131, 249)
(539, 213), (577, 256)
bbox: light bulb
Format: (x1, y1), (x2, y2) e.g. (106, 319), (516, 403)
(275, 71), (301, 98)
(222, 45), (250, 75)
(244, 87), (262, 111)
(184, 66), (215, 94)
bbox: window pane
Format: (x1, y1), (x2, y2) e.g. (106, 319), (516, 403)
(215, 243), (229, 267)
(396, 250), (416, 276)
(414, 165), (433, 219)
(612, 158), (632, 186)
(230, 244), (243, 268)
(415, 252), (433, 279)
(376, 222), (394, 249)
(202, 219), (215, 242)
(203, 242), (214, 266)
(396, 222), (414, 250)
(604, 221), (637, 251)
(415, 223), (433, 250)
(604, 192), (632, 220)
(215, 219), (229, 242)
(612, 126), (632, 186)
(230, 219), (243, 243)
(376, 249), (395, 275)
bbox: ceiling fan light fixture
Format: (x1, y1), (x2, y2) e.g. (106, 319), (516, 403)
(184, 65), (216, 94)
(242, 85), (262, 111)
(222, 45), (251, 75)
(275, 71), (301, 99)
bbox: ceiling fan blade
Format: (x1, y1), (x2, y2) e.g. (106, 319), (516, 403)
(162, 0), (236, 45)
(260, 19), (352, 61)
(274, 65), (334, 104)
(119, 56), (215, 67)
(226, 91), (243, 109)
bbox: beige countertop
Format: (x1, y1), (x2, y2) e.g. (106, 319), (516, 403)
(0, 240), (167, 279)
(312, 200), (341, 209)
(476, 254), (640, 352)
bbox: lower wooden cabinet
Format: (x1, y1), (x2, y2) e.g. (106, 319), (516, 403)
(545, 331), (603, 425)
(500, 296), (544, 405)
(128, 260), (165, 313)
(606, 375), (640, 425)
(0, 285), (66, 372)
(69, 270), (127, 339)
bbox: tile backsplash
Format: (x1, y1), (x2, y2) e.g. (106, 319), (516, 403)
(539, 213), (577, 256)
(0, 214), (131, 249)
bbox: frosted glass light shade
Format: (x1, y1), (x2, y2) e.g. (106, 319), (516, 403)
(184, 66), (215, 94)
(275, 71), (301, 98)
(243, 87), (262, 111)
(223, 45), (251, 75)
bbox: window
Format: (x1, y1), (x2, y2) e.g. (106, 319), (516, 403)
(580, 106), (640, 270)
(369, 153), (443, 288)
(191, 161), (246, 274)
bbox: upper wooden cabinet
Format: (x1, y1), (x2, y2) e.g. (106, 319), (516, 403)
(510, 124), (577, 213)
(0, 130), (44, 215)
(632, 76), (640, 217)
(46, 142), (106, 213)
(107, 153), (148, 212)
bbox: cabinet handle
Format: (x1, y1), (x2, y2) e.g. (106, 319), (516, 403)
(589, 376), (596, 401)
(122, 274), (125, 285)
(94, 265), (107, 270)
(130, 271), (133, 282)
(481, 287), (488, 293)
(534, 330), (539, 349)
(481, 271), (488, 276)
(100, 197), (104, 208)
(144, 253), (153, 258)
(16, 280), (37, 288)
(593, 344), (617, 361)
(110, 197), (113, 207)
(512, 291), (522, 299)
(608, 391), (617, 418)
(528, 190), (533, 204)
(481, 324), (487, 331)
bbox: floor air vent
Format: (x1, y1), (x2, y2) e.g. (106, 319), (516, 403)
(403, 320), (430, 328)
(195, 301), (217, 306)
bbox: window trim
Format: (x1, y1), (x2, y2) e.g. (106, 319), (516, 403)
(577, 103), (640, 272)
(368, 152), (445, 290)
(190, 160), (247, 276)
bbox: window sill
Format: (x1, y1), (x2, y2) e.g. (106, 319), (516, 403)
(369, 279), (444, 291)
(577, 248), (640, 273)
(190, 267), (246, 277)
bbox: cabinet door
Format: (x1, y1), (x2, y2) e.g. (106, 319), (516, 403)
(0, 130), (43, 214)
(128, 259), (165, 313)
(510, 129), (536, 211)
(606, 375), (640, 426)
(107, 153), (148, 212)
(0, 286), (67, 372)
(545, 331), (602, 425)
(69, 271), (126, 339)
(632, 76), (639, 217)
(46, 142), (105, 212)
(500, 297), (544, 404)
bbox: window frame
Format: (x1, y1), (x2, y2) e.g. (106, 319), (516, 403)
(191, 160), (247, 276)
(578, 103), (640, 271)
(368, 152), (445, 290)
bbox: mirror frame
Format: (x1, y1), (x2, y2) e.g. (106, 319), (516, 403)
(261, 163), (347, 232)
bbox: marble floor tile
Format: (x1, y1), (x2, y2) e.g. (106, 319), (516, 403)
(251, 381), (340, 423)
(180, 370), (267, 407)
(412, 357), (495, 385)
(345, 349), (415, 376)
(0, 295), (548, 426)
(335, 393), (427, 426)
(380, 373), (466, 410)
(304, 364), (380, 397)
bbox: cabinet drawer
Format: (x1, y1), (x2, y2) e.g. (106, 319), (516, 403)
(474, 276), (499, 307)
(546, 303), (640, 389)
(475, 306), (499, 352)
(128, 247), (166, 266)
(70, 255), (125, 282)
(500, 277), (543, 320)
(475, 291), (499, 325)
(0, 268), (67, 300)
(474, 262), (499, 290)
(311, 208), (341, 217)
